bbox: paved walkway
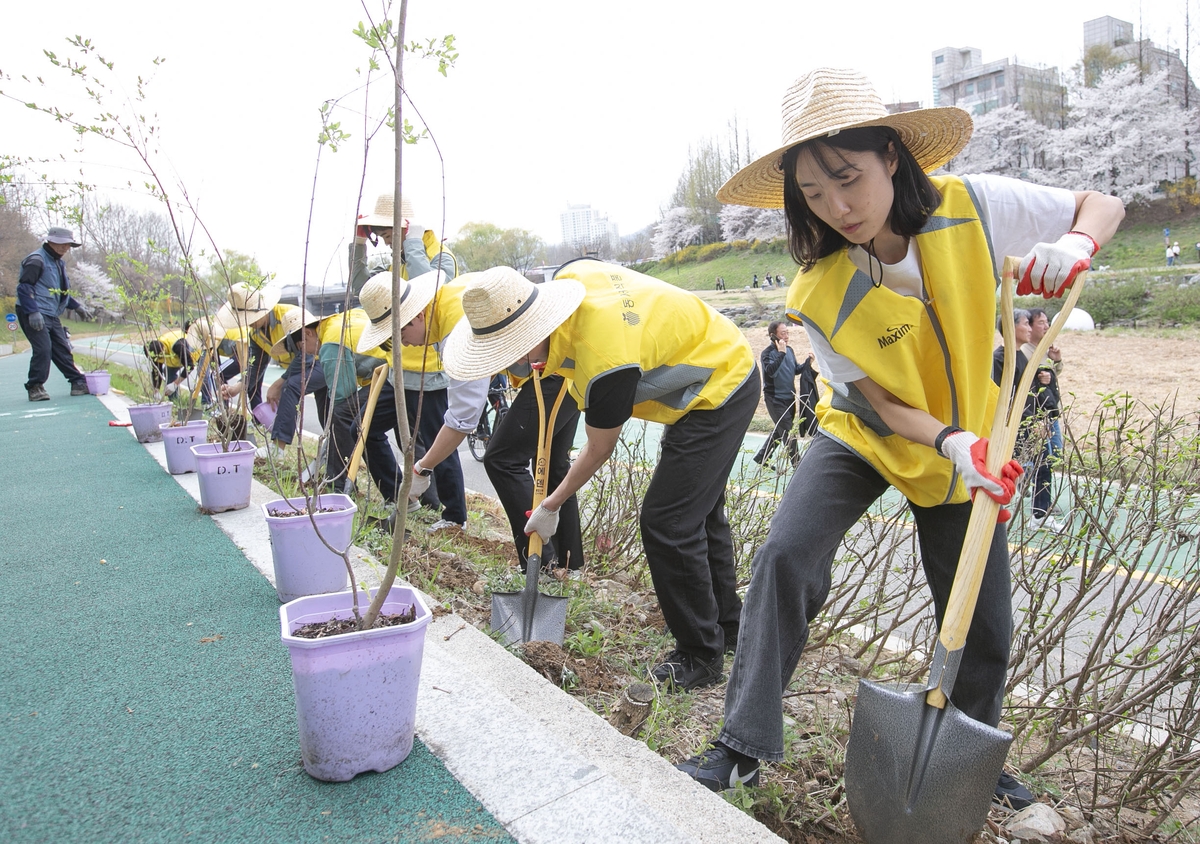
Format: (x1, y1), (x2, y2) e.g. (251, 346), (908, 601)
(0, 352), (781, 843)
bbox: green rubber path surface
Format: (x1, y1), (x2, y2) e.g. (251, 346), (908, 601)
(0, 354), (513, 844)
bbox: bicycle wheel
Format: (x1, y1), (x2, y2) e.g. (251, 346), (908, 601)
(468, 406), (492, 462)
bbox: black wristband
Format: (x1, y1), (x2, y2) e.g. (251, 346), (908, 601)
(935, 425), (963, 457)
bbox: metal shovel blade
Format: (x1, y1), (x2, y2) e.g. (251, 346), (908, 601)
(490, 554), (567, 646)
(845, 679), (1012, 844)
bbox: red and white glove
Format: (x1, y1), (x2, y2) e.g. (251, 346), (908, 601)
(1017, 232), (1097, 299)
(524, 503), (560, 543)
(941, 431), (1023, 522)
(355, 223), (371, 240)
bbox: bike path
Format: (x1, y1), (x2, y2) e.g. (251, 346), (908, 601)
(0, 353), (511, 844)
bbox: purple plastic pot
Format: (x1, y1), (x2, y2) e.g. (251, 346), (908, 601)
(252, 402), (276, 430)
(84, 370), (111, 396)
(263, 493), (357, 602)
(191, 440), (256, 513)
(128, 402), (173, 443)
(280, 587), (431, 782)
(162, 420), (209, 475)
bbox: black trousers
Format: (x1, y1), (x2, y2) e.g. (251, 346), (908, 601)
(327, 381), (466, 524)
(273, 354), (328, 445)
(483, 374), (584, 569)
(754, 393), (798, 463)
(404, 388), (467, 524)
(721, 434), (1012, 760)
(641, 371), (761, 662)
(20, 312), (85, 391)
(329, 381), (402, 502)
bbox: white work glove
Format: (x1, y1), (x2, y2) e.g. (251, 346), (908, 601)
(164, 382), (178, 396)
(524, 502), (560, 543)
(941, 431), (1023, 522)
(1017, 232), (1096, 299)
(408, 465), (432, 500)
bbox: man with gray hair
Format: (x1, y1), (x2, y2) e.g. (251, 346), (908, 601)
(16, 227), (92, 401)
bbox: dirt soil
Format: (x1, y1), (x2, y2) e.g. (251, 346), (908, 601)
(743, 325), (1200, 420)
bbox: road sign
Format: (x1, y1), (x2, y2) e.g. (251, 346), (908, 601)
(5, 313), (16, 323)
(7, 323), (16, 331)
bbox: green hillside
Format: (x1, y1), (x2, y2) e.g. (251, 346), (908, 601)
(644, 201), (1200, 292)
(644, 247), (799, 292)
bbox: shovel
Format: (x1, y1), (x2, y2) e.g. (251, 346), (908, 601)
(347, 362), (390, 483)
(491, 368), (569, 646)
(845, 257), (1086, 844)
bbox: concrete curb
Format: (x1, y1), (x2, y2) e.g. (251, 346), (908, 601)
(97, 392), (783, 843)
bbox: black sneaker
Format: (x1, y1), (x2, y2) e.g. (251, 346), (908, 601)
(994, 771), (1035, 810)
(70, 382), (89, 396)
(651, 649), (723, 691)
(27, 386), (50, 402)
(677, 743), (760, 792)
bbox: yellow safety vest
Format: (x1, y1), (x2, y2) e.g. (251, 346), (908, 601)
(785, 175), (1000, 507)
(249, 305), (297, 368)
(398, 235), (459, 378)
(397, 278), (469, 376)
(548, 260), (755, 425)
(150, 329), (197, 368)
(316, 309), (389, 386)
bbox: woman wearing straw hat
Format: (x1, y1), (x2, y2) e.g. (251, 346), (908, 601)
(143, 323), (199, 400)
(330, 271), (487, 531)
(351, 191), (459, 513)
(185, 317), (244, 406)
(215, 282), (294, 414)
(257, 307), (386, 462)
(443, 260), (761, 692)
(676, 68), (1124, 804)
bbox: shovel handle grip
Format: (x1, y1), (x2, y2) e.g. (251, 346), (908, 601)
(935, 259), (1086, 659)
(527, 370), (568, 559)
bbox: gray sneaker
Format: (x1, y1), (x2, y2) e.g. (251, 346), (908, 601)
(70, 382), (89, 396)
(28, 386), (50, 402)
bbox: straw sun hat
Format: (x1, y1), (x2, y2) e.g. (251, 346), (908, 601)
(442, 267), (586, 382)
(717, 67), (973, 209)
(269, 308), (321, 357)
(358, 192), (417, 228)
(214, 282), (282, 331)
(354, 270), (442, 354)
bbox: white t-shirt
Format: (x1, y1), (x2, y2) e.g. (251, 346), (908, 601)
(806, 174), (1077, 384)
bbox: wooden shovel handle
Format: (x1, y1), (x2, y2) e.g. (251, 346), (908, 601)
(527, 370), (569, 559)
(348, 363), (390, 483)
(933, 259), (1086, 675)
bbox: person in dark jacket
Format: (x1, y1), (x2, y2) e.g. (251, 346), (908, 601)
(992, 309), (1062, 531)
(16, 227), (92, 401)
(753, 321), (817, 465)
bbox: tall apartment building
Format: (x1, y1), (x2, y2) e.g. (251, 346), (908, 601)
(560, 204), (619, 253)
(931, 47), (1065, 128)
(1083, 15), (1198, 107)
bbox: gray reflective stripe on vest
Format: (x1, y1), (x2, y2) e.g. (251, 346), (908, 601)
(958, 177), (999, 288)
(582, 361), (718, 412)
(828, 381), (892, 438)
(832, 269), (878, 340)
(634, 362), (717, 410)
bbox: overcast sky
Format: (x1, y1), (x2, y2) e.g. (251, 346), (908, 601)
(1, 0), (1187, 285)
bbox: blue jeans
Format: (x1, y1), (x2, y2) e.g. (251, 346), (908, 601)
(720, 435), (1012, 762)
